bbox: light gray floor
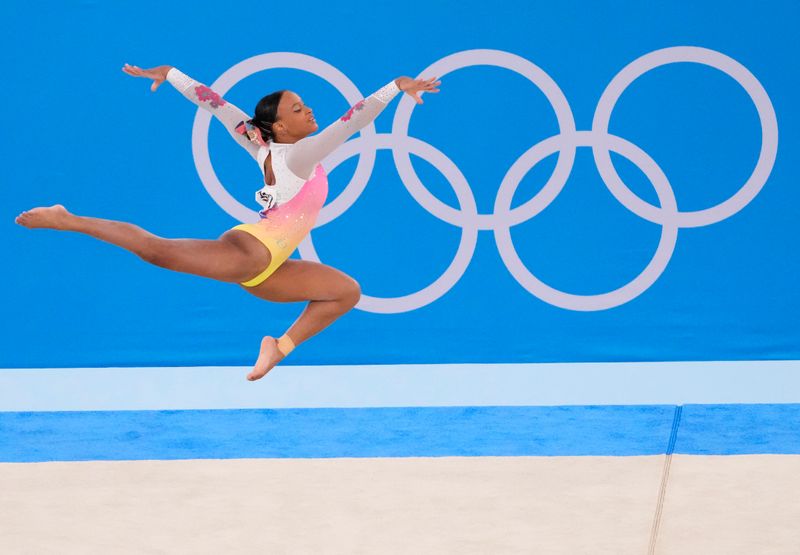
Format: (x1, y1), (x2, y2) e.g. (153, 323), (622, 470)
(1, 455), (798, 554)
(656, 455), (800, 554)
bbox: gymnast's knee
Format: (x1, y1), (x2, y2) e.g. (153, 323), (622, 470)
(341, 279), (361, 309)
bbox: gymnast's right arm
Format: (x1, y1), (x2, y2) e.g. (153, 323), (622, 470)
(122, 63), (259, 161)
(286, 75), (441, 179)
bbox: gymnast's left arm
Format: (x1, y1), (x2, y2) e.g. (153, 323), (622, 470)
(287, 75), (441, 178)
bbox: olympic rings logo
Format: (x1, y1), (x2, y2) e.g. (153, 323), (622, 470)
(191, 48), (778, 314)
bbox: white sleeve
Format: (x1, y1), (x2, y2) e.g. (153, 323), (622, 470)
(286, 80), (402, 178)
(166, 68), (259, 161)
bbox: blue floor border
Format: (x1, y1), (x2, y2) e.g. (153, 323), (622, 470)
(1, 404), (799, 463)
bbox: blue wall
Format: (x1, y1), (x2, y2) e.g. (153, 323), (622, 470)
(3, 0), (798, 367)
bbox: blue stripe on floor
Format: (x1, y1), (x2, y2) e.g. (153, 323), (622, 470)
(675, 404), (800, 455)
(0, 404), (798, 462)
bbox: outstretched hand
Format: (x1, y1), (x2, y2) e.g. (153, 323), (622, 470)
(396, 76), (441, 104)
(122, 63), (173, 92)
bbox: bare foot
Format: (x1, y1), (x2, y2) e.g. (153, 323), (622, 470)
(247, 336), (286, 381)
(15, 205), (73, 230)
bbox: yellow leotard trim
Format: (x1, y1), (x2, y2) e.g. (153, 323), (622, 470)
(231, 223), (293, 287)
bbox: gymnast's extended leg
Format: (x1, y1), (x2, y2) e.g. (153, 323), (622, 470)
(15, 205), (270, 283)
(241, 259), (362, 380)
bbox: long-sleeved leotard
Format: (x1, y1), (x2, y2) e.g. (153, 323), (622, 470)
(166, 67), (400, 211)
(165, 67), (401, 286)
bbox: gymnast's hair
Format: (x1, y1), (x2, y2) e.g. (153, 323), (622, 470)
(249, 90), (286, 142)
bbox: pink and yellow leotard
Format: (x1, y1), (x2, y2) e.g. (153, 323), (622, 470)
(165, 67), (401, 287)
(231, 164), (327, 287)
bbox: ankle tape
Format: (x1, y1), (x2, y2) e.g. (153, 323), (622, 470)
(277, 335), (295, 356)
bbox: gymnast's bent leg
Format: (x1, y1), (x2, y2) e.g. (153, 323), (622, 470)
(15, 205), (270, 284)
(240, 259), (362, 381)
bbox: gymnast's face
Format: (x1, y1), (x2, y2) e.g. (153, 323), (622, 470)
(273, 91), (318, 142)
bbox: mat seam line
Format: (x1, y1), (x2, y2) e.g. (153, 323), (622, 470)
(648, 404), (682, 555)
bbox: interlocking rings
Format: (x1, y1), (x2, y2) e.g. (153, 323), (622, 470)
(192, 47), (778, 313)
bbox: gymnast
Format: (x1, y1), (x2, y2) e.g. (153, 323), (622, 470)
(15, 63), (440, 380)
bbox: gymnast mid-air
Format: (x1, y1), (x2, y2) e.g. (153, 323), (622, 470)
(15, 63), (441, 380)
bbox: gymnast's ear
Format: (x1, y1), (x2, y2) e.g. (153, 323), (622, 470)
(272, 120), (287, 136)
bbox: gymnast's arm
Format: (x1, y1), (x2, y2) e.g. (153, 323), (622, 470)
(287, 75), (441, 179)
(122, 63), (259, 161)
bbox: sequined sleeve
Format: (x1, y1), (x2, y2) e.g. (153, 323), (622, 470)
(166, 68), (258, 161)
(286, 80), (402, 179)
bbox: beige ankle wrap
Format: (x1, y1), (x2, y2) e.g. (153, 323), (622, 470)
(277, 334), (295, 356)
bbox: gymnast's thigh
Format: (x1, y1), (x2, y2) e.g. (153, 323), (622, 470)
(241, 259), (360, 303)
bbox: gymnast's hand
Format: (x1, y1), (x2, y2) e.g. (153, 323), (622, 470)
(395, 76), (441, 104)
(122, 63), (174, 92)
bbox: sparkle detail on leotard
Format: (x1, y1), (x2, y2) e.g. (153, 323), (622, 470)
(195, 85), (226, 108)
(373, 81), (402, 104)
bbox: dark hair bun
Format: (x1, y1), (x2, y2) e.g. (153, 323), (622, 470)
(248, 118), (274, 142)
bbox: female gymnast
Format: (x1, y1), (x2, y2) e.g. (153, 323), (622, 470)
(15, 63), (440, 380)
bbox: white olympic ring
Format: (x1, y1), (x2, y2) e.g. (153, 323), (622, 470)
(192, 47), (778, 313)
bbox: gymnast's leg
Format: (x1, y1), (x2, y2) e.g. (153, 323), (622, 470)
(15, 204), (270, 283)
(241, 259), (362, 381)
